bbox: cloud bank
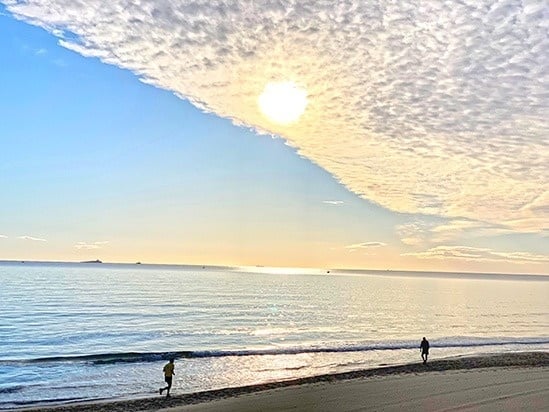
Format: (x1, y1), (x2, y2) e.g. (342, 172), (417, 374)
(396, 218), (515, 246)
(404, 245), (549, 265)
(4, 0), (548, 232)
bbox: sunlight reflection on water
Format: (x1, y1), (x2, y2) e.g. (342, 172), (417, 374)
(0, 263), (547, 407)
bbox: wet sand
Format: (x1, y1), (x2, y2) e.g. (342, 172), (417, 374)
(15, 352), (549, 412)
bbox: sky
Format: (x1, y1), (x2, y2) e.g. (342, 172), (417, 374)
(0, 1), (547, 274)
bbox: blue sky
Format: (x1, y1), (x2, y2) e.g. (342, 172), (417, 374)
(0, 2), (547, 274)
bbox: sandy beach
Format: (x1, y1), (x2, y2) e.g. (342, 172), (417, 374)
(14, 352), (548, 412)
(168, 367), (548, 412)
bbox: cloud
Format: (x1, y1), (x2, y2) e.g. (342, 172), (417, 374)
(345, 241), (386, 249)
(403, 245), (549, 265)
(396, 221), (434, 246)
(74, 241), (109, 250)
(430, 219), (516, 242)
(34, 47), (47, 55)
(397, 217), (521, 247)
(18, 235), (46, 242)
(345, 241), (386, 254)
(0, 234), (7, 239)
(322, 200), (344, 205)
(3, 1), (548, 233)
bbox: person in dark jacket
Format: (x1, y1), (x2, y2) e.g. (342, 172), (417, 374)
(420, 337), (430, 364)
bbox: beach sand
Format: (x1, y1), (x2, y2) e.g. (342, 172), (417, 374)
(16, 352), (548, 412)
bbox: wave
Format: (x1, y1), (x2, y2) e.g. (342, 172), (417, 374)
(0, 385), (25, 394)
(3, 397), (86, 408)
(2, 337), (547, 366)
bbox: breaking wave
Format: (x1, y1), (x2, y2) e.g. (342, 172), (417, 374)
(2, 337), (548, 366)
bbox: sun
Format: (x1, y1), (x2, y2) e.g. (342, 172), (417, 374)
(258, 81), (308, 125)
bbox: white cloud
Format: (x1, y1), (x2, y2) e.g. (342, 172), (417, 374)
(322, 200), (344, 205)
(74, 241), (109, 250)
(397, 218), (521, 247)
(403, 245), (549, 265)
(18, 235), (46, 242)
(4, 1), (548, 233)
(0, 234), (7, 239)
(345, 241), (386, 254)
(345, 241), (386, 249)
(430, 219), (516, 242)
(34, 47), (47, 55)
(396, 221), (434, 246)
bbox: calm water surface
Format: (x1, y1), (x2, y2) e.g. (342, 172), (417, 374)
(0, 262), (547, 408)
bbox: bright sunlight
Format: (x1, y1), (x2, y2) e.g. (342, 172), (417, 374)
(258, 81), (308, 125)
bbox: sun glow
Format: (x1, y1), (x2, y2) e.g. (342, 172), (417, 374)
(258, 81), (308, 124)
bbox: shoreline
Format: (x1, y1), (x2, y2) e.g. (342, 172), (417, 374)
(11, 351), (548, 412)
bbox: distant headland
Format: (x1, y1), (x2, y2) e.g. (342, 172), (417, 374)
(80, 259), (103, 264)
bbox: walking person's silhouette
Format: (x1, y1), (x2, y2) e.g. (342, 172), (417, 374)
(420, 337), (430, 364)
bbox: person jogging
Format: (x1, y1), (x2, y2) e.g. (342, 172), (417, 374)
(159, 358), (175, 397)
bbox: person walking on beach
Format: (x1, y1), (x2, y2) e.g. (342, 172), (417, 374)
(159, 358), (175, 397)
(420, 337), (430, 364)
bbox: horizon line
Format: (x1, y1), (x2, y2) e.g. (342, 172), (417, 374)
(0, 259), (546, 278)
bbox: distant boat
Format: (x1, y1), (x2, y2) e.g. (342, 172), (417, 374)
(81, 259), (102, 264)
(136, 262), (142, 265)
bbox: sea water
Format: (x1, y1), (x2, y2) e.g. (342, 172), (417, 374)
(0, 262), (547, 409)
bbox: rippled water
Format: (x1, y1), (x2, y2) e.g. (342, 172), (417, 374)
(0, 262), (547, 408)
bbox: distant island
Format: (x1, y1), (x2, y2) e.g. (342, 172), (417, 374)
(80, 259), (103, 264)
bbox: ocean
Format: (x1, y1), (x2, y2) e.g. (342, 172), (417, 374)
(0, 262), (547, 409)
